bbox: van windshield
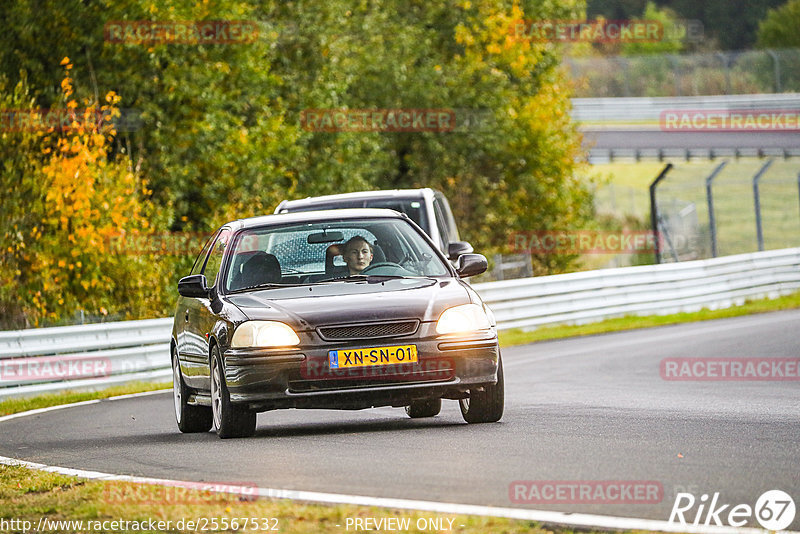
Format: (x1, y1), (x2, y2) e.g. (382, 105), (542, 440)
(282, 198), (429, 234)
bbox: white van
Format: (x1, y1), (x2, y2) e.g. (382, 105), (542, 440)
(274, 188), (473, 259)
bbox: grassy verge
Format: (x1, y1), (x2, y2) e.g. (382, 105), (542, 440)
(0, 381), (170, 417)
(0, 463), (604, 534)
(498, 290), (800, 347)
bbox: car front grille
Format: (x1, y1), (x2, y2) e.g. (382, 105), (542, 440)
(317, 320), (419, 341)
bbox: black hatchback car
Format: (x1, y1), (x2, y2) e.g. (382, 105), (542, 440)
(172, 209), (503, 438)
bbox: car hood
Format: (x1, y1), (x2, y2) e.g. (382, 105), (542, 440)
(224, 278), (472, 329)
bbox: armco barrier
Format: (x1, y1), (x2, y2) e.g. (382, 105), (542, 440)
(0, 248), (798, 399)
(571, 93), (800, 123)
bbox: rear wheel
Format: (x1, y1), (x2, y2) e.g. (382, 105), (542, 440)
(459, 355), (504, 424)
(405, 398), (442, 418)
(210, 345), (256, 438)
(172, 349), (212, 433)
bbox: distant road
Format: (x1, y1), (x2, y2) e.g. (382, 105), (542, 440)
(582, 129), (800, 150)
(1, 310), (798, 530)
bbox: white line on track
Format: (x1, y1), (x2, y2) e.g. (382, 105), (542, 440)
(0, 391), (793, 534)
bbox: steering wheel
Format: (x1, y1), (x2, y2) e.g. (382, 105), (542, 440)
(360, 262), (403, 274)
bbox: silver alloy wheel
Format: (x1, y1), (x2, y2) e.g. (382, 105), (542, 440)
(172, 355), (182, 424)
(460, 397), (469, 411)
(211, 357), (222, 430)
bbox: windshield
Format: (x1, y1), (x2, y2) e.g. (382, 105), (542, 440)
(282, 198), (430, 234)
(224, 217), (449, 292)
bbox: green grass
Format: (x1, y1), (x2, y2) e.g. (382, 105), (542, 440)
(499, 289), (800, 347)
(0, 381), (170, 417)
(0, 463), (617, 534)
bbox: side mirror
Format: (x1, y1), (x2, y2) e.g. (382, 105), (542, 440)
(455, 253), (488, 278)
(447, 241), (474, 260)
(178, 274), (210, 298)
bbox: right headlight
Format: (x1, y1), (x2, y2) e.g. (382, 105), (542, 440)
(436, 304), (491, 335)
(231, 321), (300, 348)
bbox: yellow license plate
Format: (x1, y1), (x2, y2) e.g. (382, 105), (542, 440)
(328, 345), (418, 369)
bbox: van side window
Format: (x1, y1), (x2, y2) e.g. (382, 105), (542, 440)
(438, 195), (461, 242)
(432, 198), (451, 249)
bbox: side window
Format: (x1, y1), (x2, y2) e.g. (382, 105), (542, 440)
(438, 196), (461, 242)
(432, 199), (451, 249)
(190, 231), (218, 275)
(202, 229), (231, 288)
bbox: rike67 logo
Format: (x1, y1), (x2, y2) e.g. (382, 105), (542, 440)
(669, 490), (796, 530)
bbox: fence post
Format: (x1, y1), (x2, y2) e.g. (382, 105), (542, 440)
(650, 163), (674, 264)
(752, 159), (774, 252)
(766, 50), (781, 93)
(704, 161), (728, 257)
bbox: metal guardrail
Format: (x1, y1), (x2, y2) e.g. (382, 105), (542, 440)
(1, 248), (798, 399)
(0, 318), (173, 399)
(479, 248), (800, 330)
(572, 93), (800, 122)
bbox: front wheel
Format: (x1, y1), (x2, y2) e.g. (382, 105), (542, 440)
(210, 345), (256, 438)
(173, 349), (212, 433)
(459, 355), (504, 424)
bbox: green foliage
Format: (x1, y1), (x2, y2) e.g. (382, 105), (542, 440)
(757, 0), (800, 48)
(0, 62), (171, 328)
(621, 2), (684, 55)
(1, 0), (593, 326)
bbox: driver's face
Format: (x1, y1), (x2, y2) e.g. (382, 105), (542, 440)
(343, 242), (373, 274)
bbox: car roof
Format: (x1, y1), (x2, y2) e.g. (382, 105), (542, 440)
(226, 208), (407, 231)
(276, 188), (434, 211)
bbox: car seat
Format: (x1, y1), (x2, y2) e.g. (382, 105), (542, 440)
(230, 252), (281, 290)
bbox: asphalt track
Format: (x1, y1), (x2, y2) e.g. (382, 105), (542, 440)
(583, 129), (799, 150)
(1, 311), (798, 530)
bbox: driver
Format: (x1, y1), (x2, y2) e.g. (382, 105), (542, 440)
(342, 235), (374, 275)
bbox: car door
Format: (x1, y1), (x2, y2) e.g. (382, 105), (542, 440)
(176, 231), (216, 362)
(181, 228), (231, 389)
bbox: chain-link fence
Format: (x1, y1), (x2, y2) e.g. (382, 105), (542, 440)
(597, 161), (800, 262)
(567, 49), (800, 97)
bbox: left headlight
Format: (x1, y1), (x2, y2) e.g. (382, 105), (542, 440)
(436, 303), (491, 335)
(231, 321), (300, 348)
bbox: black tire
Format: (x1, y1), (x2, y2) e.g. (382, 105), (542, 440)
(405, 398), (442, 418)
(172, 349), (212, 433)
(459, 355), (504, 424)
(210, 345), (256, 438)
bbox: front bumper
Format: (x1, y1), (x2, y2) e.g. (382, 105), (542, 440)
(222, 325), (499, 412)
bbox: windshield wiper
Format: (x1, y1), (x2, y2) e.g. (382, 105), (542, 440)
(230, 282), (298, 293)
(326, 274), (413, 283)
